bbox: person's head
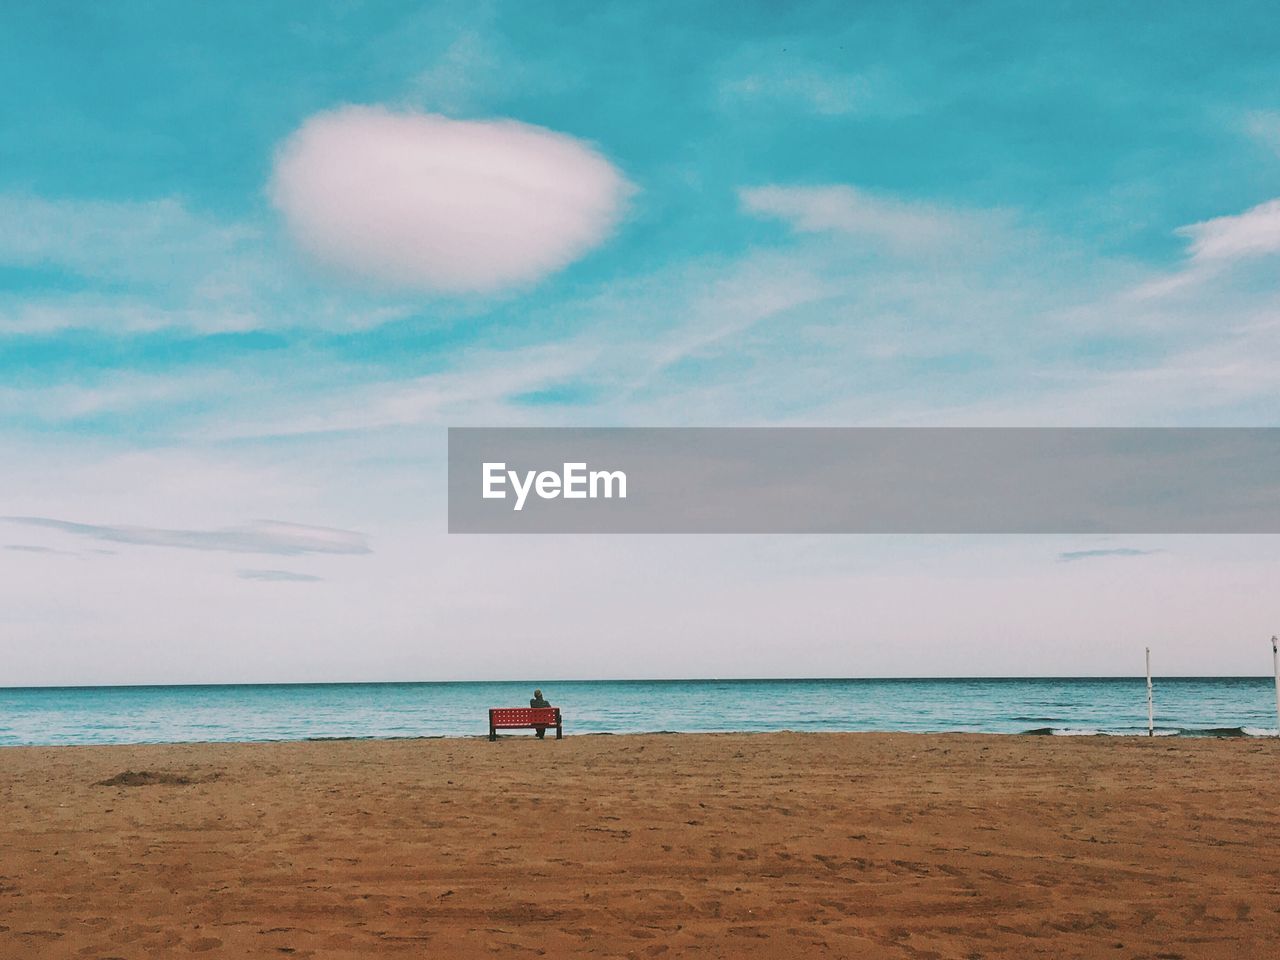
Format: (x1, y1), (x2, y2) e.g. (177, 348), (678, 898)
(534, 689), (543, 699)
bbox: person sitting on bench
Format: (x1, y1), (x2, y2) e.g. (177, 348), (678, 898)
(530, 689), (551, 738)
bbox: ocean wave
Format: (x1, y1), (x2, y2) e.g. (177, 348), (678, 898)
(1023, 727), (1104, 736)
(1022, 725), (1277, 738)
(1177, 726), (1249, 738)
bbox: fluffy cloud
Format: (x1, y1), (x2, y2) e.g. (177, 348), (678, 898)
(269, 107), (632, 293)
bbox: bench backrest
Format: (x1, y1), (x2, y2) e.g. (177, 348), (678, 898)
(490, 707), (560, 727)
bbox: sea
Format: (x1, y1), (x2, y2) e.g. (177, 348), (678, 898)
(0, 677), (1277, 746)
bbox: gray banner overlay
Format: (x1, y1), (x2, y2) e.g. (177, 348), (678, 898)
(448, 428), (1280, 534)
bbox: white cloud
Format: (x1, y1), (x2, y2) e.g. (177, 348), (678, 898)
(1177, 198), (1280, 263)
(739, 184), (997, 252)
(269, 106), (632, 294)
(1130, 196), (1280, 299)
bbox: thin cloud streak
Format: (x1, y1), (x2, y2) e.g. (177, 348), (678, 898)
(5, 543), (75, 555)
(1058, 548), (1161, 563)
(238, 569), (324, 582)
(3, 517), (371, 556)
(739, 184), (1004, 251)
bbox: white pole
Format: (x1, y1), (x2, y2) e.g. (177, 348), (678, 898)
(1272, 636), (1279, 735)
(1146, 647), (1154, 737)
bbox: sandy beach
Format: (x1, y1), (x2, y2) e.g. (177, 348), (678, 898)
(2, 732), (1278, 959)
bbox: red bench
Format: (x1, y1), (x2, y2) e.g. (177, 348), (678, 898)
(489, 707), (563, 741)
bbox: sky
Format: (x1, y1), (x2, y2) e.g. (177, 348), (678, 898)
(2, 0), (1279, 685)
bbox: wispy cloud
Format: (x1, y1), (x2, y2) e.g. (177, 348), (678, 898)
(0, 298), (262, 336)
(1244, 110), (1280, 154)
(238, 568), (324, 582)
(0, 194), (257, 286)
(0, 194), (275, 336)
(1132, 196), (1280, 299)
(1058, 548), (1161, 563)
(1177, 198), (1280, 264)
(3, 517), (371, 555)
(0, 371), (226, 425)
(210, 342), (596, 439)
(0, 192), (420, 335)
(406, 32), (507, 115)
(720, 66), (869, 117)
(739, 184), (1000, 252)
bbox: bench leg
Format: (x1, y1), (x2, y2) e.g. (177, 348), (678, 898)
(556, 724), (563, 740)
(489, 723), (496, 742)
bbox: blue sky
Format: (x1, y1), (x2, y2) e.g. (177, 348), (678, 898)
(2, 1), (1279, 684)
(4, 0), (1280, 430)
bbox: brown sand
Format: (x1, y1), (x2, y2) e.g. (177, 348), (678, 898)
(2, 732), (1278, 959)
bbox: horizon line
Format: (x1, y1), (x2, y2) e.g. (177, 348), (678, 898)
(2, 674), (1274, 692)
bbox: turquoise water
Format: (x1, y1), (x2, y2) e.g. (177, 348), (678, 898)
(0, 678), (1277, 746)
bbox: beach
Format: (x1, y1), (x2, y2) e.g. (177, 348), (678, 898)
(3, 732), (1278, 959)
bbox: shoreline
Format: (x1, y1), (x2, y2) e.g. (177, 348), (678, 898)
(4, 723), (1279, 750)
